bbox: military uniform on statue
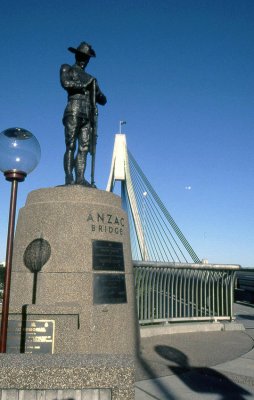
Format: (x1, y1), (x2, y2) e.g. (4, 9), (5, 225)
(60, 42), (107, 186)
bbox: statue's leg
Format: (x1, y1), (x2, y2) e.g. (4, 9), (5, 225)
(63, 116), (78, 185)
(75, 121), (90, 185)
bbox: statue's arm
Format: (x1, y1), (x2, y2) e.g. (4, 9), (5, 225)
(60, 64), (90, 91)
(95, 81), (107, 106)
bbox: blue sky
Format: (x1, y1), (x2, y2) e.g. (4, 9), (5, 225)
(0, 0), (253, 266)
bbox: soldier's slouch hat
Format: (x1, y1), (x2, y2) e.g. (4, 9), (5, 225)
(68, 42), (96, 58)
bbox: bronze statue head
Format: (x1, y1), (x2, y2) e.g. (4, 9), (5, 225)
(68, 42), (96, 58)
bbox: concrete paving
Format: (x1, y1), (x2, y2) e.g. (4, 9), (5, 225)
(135, 302), (254, 399)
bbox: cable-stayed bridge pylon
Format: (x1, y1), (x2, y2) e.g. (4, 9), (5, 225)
(106, 134), (201, 264)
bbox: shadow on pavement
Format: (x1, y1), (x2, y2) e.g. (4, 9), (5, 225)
(136, 352), (178, 399)
(155, 345), (251, 399)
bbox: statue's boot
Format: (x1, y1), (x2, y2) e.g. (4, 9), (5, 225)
(75, 152), (87, 185)
(65, 175), (75, 185)
(64, 151), (75, 185)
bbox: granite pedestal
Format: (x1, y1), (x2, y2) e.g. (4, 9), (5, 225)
(1, 186), (138, 399)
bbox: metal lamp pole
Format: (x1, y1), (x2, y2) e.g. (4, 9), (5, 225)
(0, 170), (26, 353)
(0, 127), (41, 353)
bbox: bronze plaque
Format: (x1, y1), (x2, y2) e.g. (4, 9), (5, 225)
(93, 274), (127, 304)
(7, 320), (55, 354)
(93, 240), (124, 271)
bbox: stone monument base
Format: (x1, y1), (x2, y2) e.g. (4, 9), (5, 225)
(8, 186), (139, 356)
(1, 186), (138, 399)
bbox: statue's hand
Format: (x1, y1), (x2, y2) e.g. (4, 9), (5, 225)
(97, 93), (107, 106)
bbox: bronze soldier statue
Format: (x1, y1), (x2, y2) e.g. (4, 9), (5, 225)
(60, 42), (107, 186)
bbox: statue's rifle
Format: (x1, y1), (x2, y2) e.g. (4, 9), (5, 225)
(90, 79), (98, 187)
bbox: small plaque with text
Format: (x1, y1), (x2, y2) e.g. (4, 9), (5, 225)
(7, 320), (55, 354)
(93, 274), (127, 304)
(93, 240), (124, 271)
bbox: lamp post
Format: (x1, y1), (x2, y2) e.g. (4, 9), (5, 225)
(0, 127), (41, 353)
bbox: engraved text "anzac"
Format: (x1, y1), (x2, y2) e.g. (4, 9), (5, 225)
(87, 213), (124, 226)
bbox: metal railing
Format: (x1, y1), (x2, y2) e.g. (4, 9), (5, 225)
(133, 261), (240, 324)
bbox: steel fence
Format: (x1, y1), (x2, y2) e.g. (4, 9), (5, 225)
(133, 261), (240, 324)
